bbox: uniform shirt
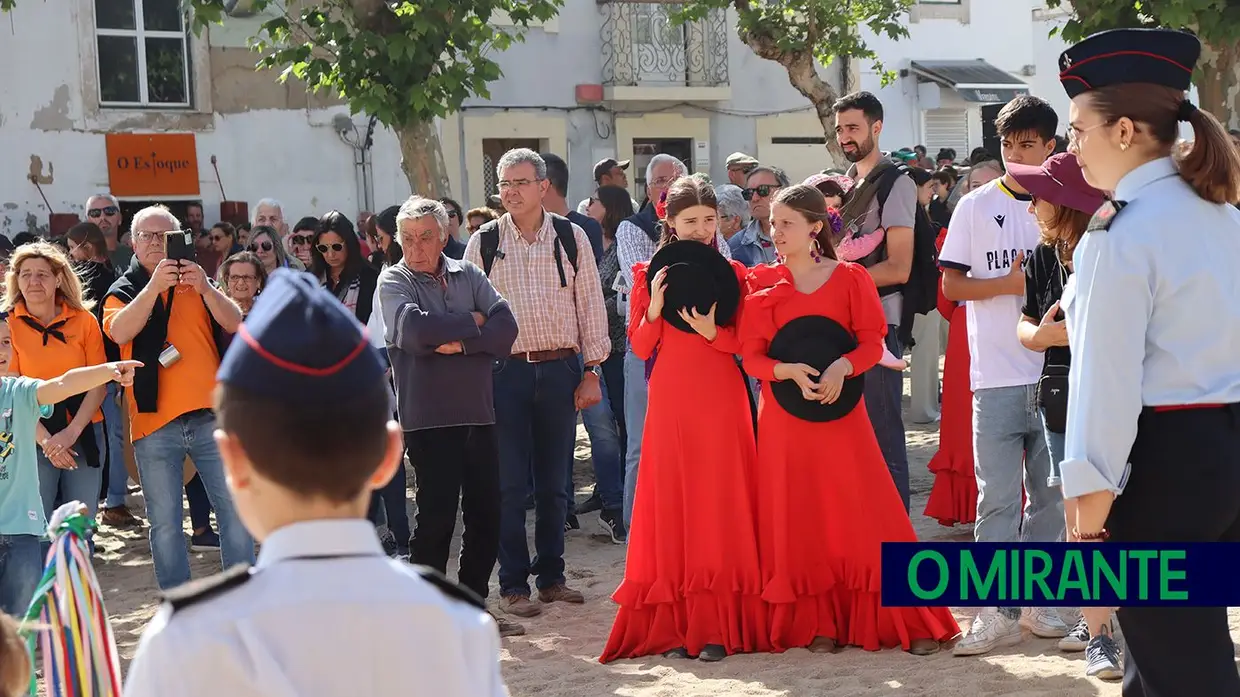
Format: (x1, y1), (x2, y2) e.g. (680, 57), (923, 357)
(124, 519), (508, 697)
(464, 211), (610, 364)
(8, 302), (107, 423)
(938, 179), (1043, 391)
(1060, 157), (1240, 499)
(0, 377), (51, 536)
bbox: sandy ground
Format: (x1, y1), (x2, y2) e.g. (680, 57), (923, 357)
(78, 366), (1237, 697)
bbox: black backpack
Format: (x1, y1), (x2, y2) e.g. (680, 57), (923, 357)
(477, 214), (579, 287)
(872, 164), (941, 346)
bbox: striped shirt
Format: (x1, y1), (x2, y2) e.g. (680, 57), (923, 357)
(465, 211), (610, 364)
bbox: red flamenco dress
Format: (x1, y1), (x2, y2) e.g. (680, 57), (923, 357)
(740, 262), (960, 652)
(924, 227), (978, 526)
(600, 259), (770, 663)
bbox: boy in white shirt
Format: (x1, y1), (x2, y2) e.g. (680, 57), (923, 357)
(938, 96), (1070, 656)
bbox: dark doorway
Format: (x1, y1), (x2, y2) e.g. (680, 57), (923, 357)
(631, 138), (693, 205)
(981, 104), (1003, 162)
(117, 200), (200, 232)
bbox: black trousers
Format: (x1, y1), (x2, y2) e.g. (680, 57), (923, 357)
(1106, 403), (1240, 697)
(405, 425), (501, 601)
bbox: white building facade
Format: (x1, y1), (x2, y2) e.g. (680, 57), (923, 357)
(0, 0), (1074, 236)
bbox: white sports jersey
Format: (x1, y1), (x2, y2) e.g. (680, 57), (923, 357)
(939, 178), (1044, 391)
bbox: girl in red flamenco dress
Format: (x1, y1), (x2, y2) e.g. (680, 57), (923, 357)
(600, 177), (769, 664)
(739, 185), (960, 655)
(923, 226), (979, 526)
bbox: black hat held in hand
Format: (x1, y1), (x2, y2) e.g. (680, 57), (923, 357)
(767, 315), (864, 422)
(646, 240), (740, 334)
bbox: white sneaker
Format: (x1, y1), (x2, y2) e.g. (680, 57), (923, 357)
(952, 608), (1023, 656)
(1023, 606), (1070, 638)
(1059, 615), (1090, 652)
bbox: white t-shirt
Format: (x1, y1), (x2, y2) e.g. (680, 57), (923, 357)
(938, 179), (1043, 391)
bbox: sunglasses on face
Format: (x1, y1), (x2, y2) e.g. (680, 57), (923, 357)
(87, 206), (119, 218)
(447, 210), (460, 220)
(289, 234), (311, 246)
(316, 243), (344, 253)
(742, 185), (779, 201)
(248, 241), (274, 252)
(209, 235), (224, 243)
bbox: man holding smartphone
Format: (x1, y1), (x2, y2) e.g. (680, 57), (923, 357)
(103, 205), (255, 590)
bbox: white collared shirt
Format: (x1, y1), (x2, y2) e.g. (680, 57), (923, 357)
(1060, 157), (1240, 499)
(124, 520), (508, 697)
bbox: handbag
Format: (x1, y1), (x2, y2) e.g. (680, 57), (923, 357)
(1038, 363), (1069, 434)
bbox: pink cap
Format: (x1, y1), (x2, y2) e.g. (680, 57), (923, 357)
(1005, 152), (1105, 215)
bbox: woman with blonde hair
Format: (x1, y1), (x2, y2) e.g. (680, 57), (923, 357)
(3, 242), (109, 531)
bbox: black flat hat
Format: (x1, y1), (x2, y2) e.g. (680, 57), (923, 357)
(646, 240), (740, 333)
(1059, 28), (1201, 99)
(767, 315), (864, 422)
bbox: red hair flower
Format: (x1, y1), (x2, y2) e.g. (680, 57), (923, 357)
(654, 189), (669, 221)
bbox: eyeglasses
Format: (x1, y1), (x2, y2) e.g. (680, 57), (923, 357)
(289, 235), (311, 246)
(87, 206), (119, 219)
(133, 230), (174, 244)
(742, 185), (780, 201)
(248, 241), (274, 252)
(649, 176), (675, 188)
(497, 178), (540, 190)
(228, 274), (257, 283)
(1067, 119), (1117, 145)
(316, 243), (344, 253)
(209, 235), (224, 243)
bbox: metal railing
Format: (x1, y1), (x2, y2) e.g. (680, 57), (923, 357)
(598, 0), (729, 88)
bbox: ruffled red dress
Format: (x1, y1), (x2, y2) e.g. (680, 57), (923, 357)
(924, 227), (978, 526)
(600, 260), (770, 663)
(740, 261), (960, 652)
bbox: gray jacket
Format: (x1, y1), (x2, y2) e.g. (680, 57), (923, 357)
(380, 255), (518, 431)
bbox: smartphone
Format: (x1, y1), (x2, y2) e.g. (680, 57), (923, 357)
(164, 230), (194, 262)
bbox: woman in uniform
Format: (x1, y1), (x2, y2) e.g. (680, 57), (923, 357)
(1057, 27), (1240, 696)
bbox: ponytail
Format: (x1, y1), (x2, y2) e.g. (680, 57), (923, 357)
(1177, 105), (1240, 204)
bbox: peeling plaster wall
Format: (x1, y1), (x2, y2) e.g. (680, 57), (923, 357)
(0, 1), (407, 237)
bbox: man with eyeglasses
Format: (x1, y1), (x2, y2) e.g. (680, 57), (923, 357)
(85, 194), (133, 270)
(102, 205), (255, 590)
(729, 165), (787, 267)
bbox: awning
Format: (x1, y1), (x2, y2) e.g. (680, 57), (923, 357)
(911, 60), (1030, 104)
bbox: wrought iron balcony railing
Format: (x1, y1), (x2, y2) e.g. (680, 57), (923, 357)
(598, 0), (730, 89)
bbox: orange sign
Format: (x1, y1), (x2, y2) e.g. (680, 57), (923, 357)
(105, 133), (201, 197)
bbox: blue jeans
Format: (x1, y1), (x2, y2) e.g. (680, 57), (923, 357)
(37, 422), (106, 522)
(863, 326), (909, 511)
(577, 365), (624, 512)
(185, 474), (213, 531)
(1041, 412), (1065, 489)
(0, 534), (41, 616)
(494, 355), (580, 596)
(622, 347), (648, 528)
(601, 352), (627, 462)
(101, 383), (129, 508)
(972, 384), (1063, 546)
(132, 410), (255, 590)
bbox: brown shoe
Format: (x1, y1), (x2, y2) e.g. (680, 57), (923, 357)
(499, 594), (542, 618)
(491, 613), (527, 637)
(907, 638), (941, 656)
(100, 505), (141, 527)
(537, 583), (584, 604)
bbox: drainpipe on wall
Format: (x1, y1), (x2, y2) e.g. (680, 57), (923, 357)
(333, 113), (377, 217)
(361, 115), (378, 214)
(457, 112), (469, 207)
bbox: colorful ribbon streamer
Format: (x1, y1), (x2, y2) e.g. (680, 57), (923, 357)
(18, 510), (122, 697)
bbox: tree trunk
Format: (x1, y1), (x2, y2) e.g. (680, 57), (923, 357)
(395, 120), (453, 199)
(740, 34), (847, 168)
(1196, 41), (1240, 130)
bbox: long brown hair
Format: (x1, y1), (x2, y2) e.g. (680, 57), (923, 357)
(1037, 203), (1092, 263)
(1087, 84), (1240, 204)
(596, 185), (635, 241)
(2, 241), (94, 313)
(771, 185), (839, 261)
(657, 176), (717, 249)
(65, 222), (107, 261)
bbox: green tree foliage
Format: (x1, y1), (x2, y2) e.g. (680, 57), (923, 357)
(1046, 0), (1240, 126)
(2, 0), (563, 198)
(678, 0), (913, 162)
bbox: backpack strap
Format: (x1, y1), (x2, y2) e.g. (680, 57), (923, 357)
(873, 163), (911, 218)
(478, 220), (502, 276)
(549, 214), (579, 288)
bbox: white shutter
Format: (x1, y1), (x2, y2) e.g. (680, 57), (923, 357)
(923, 108), (969, 157)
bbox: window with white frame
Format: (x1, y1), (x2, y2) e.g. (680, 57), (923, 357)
(94, 0), (191, 108)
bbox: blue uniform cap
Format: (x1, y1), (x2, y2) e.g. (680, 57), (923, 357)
(217, 268), (386, 398)
(1059, 28), (1201, 100)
